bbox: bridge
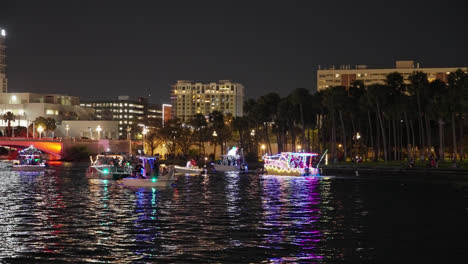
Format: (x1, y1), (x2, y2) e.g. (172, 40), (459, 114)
(0, 137), (131, 160)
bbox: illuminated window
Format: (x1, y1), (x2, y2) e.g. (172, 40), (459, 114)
(46, 109), (54, 115)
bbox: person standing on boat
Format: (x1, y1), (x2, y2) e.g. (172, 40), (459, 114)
(144, 161), (151, 178)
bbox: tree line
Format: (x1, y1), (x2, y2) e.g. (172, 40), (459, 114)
(144, 69), (468, 164)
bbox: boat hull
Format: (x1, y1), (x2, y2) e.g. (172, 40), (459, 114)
(12, 165), (46, 171)
(264, 165), (320, 176)
(212, 164), (241, 172)
(174, 165), (202, 174)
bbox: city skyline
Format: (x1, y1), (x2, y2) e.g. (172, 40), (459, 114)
(1, 0), (467, 103)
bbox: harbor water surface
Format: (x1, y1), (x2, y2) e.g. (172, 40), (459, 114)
(0, 162), (466, 263)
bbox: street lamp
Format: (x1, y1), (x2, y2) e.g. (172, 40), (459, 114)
(96, 125), (102, 139)
(261, 144), (266, 155)
(126, 126), (131, 140)
(142, 127), (148, 154)
(65, 124), (70, 138)
(37, 126), (44, 139)
(212, 130), (217, 137)
(250, 129), (255, 137)
(297, 145), (301, 152)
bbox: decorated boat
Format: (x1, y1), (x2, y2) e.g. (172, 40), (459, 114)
(212, 146), (247, 172)
(88, 153), (133, 176)
(12, 146), (47, 171)
(120, 165), (176, 188)
(262, 152), (320, 176)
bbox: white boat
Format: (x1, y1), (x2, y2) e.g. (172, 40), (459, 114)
(120, 165), (175, 188)
(262, 152), (320, 176)
(174, 160), (202, 174)
(12, 146), (47, 171)
(212, 146), (247, 172)
(88, 153), (133, 176)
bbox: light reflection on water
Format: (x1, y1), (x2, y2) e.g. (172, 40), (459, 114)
(0, 162), (466, 263)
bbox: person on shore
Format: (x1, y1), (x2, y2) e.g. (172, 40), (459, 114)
(451, 153), (457, 168)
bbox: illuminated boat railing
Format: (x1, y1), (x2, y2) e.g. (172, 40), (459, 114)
(263, 152), (319, 175)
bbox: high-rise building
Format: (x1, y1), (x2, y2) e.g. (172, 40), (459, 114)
(0, 27), (7, 93)
(171, 80), (244, 122)
(317, 60), (468, 91)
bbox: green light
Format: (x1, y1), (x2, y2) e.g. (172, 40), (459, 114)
(103, 168), (109, 174)
(103, 179), (108, 184)
(151, 178), (157, 182)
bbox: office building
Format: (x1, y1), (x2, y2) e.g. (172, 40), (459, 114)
(317, 60), (468, 91)
(171, 80), (244, 122)
(80, 96), (148, 139)
(0, 28), (7, 93)
(81, 96), (171, 138)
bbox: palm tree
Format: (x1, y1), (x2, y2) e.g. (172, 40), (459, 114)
(256, 93), (281, 154)
(46, 118), (57, 138)
(408, 71), (429, 159)
(189, 113), (208, 156)
(367, 84), (390, 163)
(3, 111), (15, 137)
(448, 69), (468, 160)
(429, 79), (449, 159)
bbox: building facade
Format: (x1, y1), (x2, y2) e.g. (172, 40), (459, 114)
(317, 60), (468, 91)
(0, 92), (94, 129)
(171, 80), (244, 122)
(81, 96), (171, 138)
(0, 28), (7, 93)
(80, 96), (148, 139)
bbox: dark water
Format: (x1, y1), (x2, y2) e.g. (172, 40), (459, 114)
(0, 162), (466, 263)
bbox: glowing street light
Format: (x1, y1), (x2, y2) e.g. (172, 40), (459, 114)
(212, 130), (218, 137)
(126, 126), (131, 140)
(96, 125), (102, 139)
(250, 129), (255, 137)
(297, 145), (302, 152)
(37, 126), (44, 139)
(261, 144), (266, 150)
(65, 124), (70, 138)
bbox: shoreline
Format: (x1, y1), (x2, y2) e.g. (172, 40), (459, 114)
(321, 165), (468, 181)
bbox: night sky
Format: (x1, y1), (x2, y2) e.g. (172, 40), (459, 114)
(1, 0), (467, 104)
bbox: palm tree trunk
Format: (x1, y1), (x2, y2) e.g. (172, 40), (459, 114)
(410, 120), (416, 156)
(451, 113), (458, 159)
(368, 111), (375, 160)
(459, 117), (464, 161)
(264, 123), (272, 154)
(416, 92), (425, 155)
(331, 112), (337, 162)
(425, 115), (432, 155)
(392, 118), (397, 160)
(438, 119), (444, 160)
(376, 112), (381, 161)
(299, 103), (306, 149)
(338, 110), (347, 161)
(377, 103), (388, 163)
(404, 112), (411, 160)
